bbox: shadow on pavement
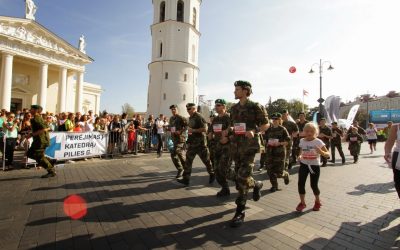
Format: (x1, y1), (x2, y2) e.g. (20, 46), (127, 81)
(34, 209), (307, 249)
(300, 209), (400, 249)
(347, 182), (395, 196)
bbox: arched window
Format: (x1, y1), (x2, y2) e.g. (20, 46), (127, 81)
(165, 72), (168, 79)
(177, 0), (184, 22)
(183, 94), (186, 101)
(184, 74), (187, 82)
(159, 42), (163, 57)
(159, 1), (166, 22)
(192, 8), (197, 28)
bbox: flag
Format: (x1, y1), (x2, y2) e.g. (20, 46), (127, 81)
(303, 89), (309, 96)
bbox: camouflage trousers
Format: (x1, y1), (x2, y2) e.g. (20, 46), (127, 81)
(285, 142), (292, 171)
(170, 142), (186, 171)
(259, 152), (267, 168)
(228, 144), (257, 207)
(349, 143), (361, 157)
(266, 148), (287, 188)
(182, 144), (214, 180)
(27, 144), (54, 173)
(213, 142), (232, 188)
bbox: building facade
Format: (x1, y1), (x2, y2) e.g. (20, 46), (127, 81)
(339, 94), (400, 118)
(147, 0), (201, 117)
(0, 14), (102, 114)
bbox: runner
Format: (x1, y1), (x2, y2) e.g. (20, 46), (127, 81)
(296, 122), (330, 212)
(366, 123), (378, 154)
(384, 124), (400, 198)
(347, 127), (363, 164)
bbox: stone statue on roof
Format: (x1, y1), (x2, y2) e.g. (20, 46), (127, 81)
(79, 35), (86, 54)
(25, 0), (37, 21)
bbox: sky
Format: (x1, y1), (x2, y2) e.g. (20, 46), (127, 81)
(1, 0), (399, 113)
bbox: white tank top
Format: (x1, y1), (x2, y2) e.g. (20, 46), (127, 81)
(395, 125), (400, 152)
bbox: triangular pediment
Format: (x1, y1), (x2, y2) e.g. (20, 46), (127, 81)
(0, 16), (93, 63)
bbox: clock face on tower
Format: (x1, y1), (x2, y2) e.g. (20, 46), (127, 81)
(147, 0), (201, 117)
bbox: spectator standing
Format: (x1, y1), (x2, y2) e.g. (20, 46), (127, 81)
(127, 121), (136, 153)
(108, 115), (123, 157)
(65, 113), (75, 132)
(0, 110), (6, 158)
(155, 114), (165, 157)
(46, 116), (56, 132)
(3, 113), (18, 169)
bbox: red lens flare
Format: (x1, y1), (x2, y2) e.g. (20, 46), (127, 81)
(63, 194), (87, 220)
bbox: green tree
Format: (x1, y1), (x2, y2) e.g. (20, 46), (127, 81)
(287, 99), (309, 118)
(267, 98), (289, 115)
(121, 103), (135, 118)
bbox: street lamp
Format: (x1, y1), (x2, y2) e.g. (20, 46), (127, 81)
(308, 59), (334, 120)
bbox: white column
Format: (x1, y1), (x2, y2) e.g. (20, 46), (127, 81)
(0, 53), (14, 111)
(75, 71), (84, 113)
(95, 94), (101, 115)
(38, 63), (48, 112)
(58, 67), (67, 113)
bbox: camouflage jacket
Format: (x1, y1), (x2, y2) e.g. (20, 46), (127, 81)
(211, 113), (231, 143)
(30, 114), (50, 147)
(282, 120), (299, 140)
(230, 99), (269, 151)
(347, 132), (363, 145)
(264, 125), (290, 154)
(331, 127), (343, 145)
(319, 125), (332, 145)
(169, 114), (188, 144)
(187, 112), (207, 146)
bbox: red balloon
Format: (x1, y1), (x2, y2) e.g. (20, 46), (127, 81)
(64, 195), (87, 220)
(289, 66), (296, 73)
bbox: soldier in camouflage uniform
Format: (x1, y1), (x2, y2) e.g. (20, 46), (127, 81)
(282, 109), (299, 171)
(177, 103), (215, 186)
(264, 113), (291, 192)
(226, 80), (269, 228)
(318, 118), (332, 167)
(169, 105), (188, 178)
(208, 99), (232, 197)
(330, 121), (346, 165)
(293, 112), (309, 164)
(347, 127), (363, 163)
(26, 105), (56, 178)
(207, 114), (216, 172)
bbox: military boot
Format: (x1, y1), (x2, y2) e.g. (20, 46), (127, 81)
(230, 205), (245, 228)
(253, 181), (263, 201)
(216, 187), (230, 197)
(177, 178), (189, 186)
(284, 173), (290, 185)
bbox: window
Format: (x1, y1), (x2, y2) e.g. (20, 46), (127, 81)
(159, 42), (163, 57)
(163, 93), (166, 100)
(177, 0), (184, 22)
(192, 45), (196, 62)
(159, 1), (166, 22)
(183, 94), (186, 101)
(184, 74), (187, 82)
(192, 8), (197, 28)
(165, 72), (168, 79)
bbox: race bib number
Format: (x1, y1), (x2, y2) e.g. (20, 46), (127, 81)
(234, 123), (246, 135)
(302, 149), (318, 160)
(350, 137), (358, 142)
(268, 139), (279, 146)
(213, 124), (223, 133)
(170, 127), (176, 133)
(157, 128), (164, 134)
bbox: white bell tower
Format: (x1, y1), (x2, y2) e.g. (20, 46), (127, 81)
(147, 0), (201, 117)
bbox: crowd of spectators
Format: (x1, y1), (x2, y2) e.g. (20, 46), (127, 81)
(0, 108), (170, 169)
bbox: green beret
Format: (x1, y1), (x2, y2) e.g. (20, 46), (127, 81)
(234, 80), (252, 88)
(169, 104), (178, 109)
(186, 103), (196, 108)
(271, 113), (282, 119)
(31, 105), (43, 110)
(215, 99), (227, 105)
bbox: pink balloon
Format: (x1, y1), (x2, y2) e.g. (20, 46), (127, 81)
(289, 66), (296, 73)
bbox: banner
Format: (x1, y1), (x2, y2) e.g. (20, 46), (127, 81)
(45, 132), (107, 160)
(345, 105), (360, 129)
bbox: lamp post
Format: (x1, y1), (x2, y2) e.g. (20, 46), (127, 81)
(308, 59), (334, 121)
